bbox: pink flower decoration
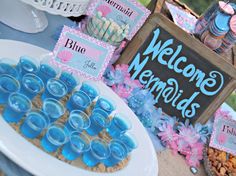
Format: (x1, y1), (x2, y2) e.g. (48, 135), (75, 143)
(97, 5), (112, 17)
(158, 124), (179, 153)
(185, 142), (204, 167)
(217, 133), (227, 145)
(57, 50), (73, 63)
(178, 126), (200, 147)
(116, 64), (130, 77)
(124, 76), (143, 89)
(112, 84), (133, 99)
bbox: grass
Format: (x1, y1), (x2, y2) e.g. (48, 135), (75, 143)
(226, 92), (236, 111)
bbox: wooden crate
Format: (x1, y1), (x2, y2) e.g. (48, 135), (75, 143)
(117, 11), (236, 123)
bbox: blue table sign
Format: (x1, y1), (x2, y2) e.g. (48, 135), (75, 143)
(51, 26), (115, 81)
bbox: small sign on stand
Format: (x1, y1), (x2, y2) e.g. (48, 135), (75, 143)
(51, 26), (115, 81)
(210, 116), (236, 156)
(86, 0), (151, 40)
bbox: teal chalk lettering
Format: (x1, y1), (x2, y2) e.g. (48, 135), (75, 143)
(168, 45), (182, 69)
(128, 53), (149, 80)
(173, 56), (187, 73)
(183, 64), (195, 78)
(143, 29), (173, 61)
(139, 70), (153, 85)
(200, 71), (224, 96)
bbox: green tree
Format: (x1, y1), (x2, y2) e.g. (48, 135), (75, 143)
(181, 0), (217, 14)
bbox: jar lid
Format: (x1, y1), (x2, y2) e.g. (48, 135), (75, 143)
(219, 1), (235, 15)
(204, 34), (222, 50)
(214, 12), (231, 32)
(230, 15), (236, 34)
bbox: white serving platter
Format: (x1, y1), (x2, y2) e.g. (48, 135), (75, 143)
(0, 39), (158, 176)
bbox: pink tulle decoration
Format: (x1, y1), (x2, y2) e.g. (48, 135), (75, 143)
(178, 126), (200, 147)
(124, 76), (143, 89)
(112, 84), (133, 99)
(185, 142), (204, 167)
(158, 124), (179, 153)
(57, 50), (73, 63)
(116, 64), (130, 77)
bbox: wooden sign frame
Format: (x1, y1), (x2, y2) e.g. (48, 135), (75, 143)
(117, 13), (236, 124)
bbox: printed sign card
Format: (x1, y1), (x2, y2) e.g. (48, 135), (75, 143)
(165, 2), (197, 33)
(86, 0), (151, 40)
(52, 26), (115, 81)
(210, 115), (236, 156)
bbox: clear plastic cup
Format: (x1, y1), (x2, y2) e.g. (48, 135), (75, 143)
(41, 78), (68, 101)
(3, 92), (32, 123)
(82, 139), (110, 167)
(20, 110), (49, 139)
(86, 108), (111, 136)
(42, 98), (65, 123)
(38, 54), (61, 84)
(0, 58), (19, 78)
(80, 81), (100, 101)
(59, 72), (79, 93)
(41, 123), (68, 153)
(106, 114), (131, 138)
(0, 74), (20, 104)
(66, 90), (91, 112)
(65, 110), (91, 134)
(94, 97), (116, 115)
(17, 56), (39, 77)
(103, 139), (128, 167)
(62, 131), (90, 161)
(20, 73), (44, 99)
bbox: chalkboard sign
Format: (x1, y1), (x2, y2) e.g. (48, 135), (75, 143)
(117, 14), (236, 123)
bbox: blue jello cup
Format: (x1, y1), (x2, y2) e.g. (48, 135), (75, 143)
(38, 55), (61, 84)
(62, 132), (90, 161)
(103, 139), (128, 167)
(119, 133), (138, 153)
(0, 58), (19, 78)
(16, 56), (38, 77)
(65, 110), (90, 134)
(0, 74), (20, 104)
(20, 74), (44, 99)
(94, 97), (116, 115)
(86, 109), (110, 136)
(20, 110), (49, 139)
(106, 114), (131, 138)
(42, 98), (65, 123)
(41, 78), (68, 101)
(3, 93), (32, 123)
(82, 139), (110, 167)
(80, 81), (99, 101)
(66, 90), (91, 112)
(59, 72), (79, 93)
(41, 123), (68, 153)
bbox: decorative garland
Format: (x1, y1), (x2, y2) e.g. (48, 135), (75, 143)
(103, 64), (232, 167)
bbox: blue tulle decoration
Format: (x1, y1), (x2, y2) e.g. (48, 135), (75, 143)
(194, 120), (213, 143)
(127, 88), (146, 112)
(103, 66), (125, 86)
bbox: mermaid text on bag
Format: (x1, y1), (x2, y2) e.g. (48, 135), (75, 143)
(128, 28), (224, 119)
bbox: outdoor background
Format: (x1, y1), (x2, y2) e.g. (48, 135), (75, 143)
(179, 0), (236, 111)
(181, 0), (215, 14)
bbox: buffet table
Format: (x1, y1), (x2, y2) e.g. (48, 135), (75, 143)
(0, 8), (236, 176)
